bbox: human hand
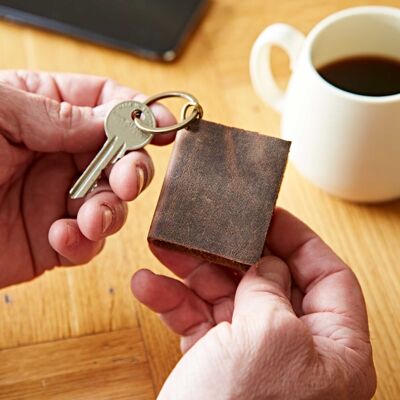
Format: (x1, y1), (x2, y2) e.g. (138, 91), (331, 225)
(0, 70), (175, 288)
(132, 208), (377, 399)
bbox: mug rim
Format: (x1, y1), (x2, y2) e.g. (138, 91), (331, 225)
(305, 5), (400, 104)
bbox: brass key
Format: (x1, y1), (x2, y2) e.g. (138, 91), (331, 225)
(69, 100), (155, 199)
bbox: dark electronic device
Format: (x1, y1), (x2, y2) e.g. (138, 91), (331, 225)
(0, 0), (208, 61)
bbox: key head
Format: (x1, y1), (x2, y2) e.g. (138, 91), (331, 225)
(105, 100), (156, 150)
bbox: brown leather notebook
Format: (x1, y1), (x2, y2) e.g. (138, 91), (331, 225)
(148, 120), (291, 271)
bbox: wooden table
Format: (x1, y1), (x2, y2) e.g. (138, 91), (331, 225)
(0, 1), (399, 398)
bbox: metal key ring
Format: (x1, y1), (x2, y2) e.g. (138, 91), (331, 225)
(133, 91), (203, 135)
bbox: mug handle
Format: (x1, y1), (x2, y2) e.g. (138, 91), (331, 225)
(250, 23), (305, 113)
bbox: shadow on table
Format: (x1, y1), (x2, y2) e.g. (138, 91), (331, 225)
(361, 198), (400, 220)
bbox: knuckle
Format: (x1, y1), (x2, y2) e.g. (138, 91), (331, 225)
(44, 98), (83, 131)
(46, 101), (73, 130)
(56, 101), (74, 130)
(19, 70), (42, 93)
(43, 98), (91, 151)
(43, 98), (67, 149)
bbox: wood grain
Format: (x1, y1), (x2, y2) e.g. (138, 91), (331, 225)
(0, 0), (399, 398)
(0, 328), (155, 399)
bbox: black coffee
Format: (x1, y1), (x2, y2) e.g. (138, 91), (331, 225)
(317, 55), (400, 96)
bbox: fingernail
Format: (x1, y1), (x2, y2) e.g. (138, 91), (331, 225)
(66, 224), (79, 247)
(257, 257), (289, 292)
(102, 206), (113, 233)
(137, 166), (146, 195)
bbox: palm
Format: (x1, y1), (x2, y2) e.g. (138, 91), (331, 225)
(0, 144), (90, 282)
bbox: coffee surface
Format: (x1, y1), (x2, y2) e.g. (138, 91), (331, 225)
(317, 55), (400, 96)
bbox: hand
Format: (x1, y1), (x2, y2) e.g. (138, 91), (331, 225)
(0, 70), (175, 288)
(132, 208), (377, 399)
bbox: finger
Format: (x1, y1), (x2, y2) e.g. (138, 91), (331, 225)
(0, 70), (136, 105)
(150, 243), (238, 279)
(149, 244), (208, 278)
(58, 239), (106, 267)
(0, 72), (175, 152)
(76, 191), (128, 241)
(185, 262), (239, 302)
(267, 208), (369, 332)
(0, 82), (108, 152)
(267, 208), (343, 292)
(39, 72), (177, 145)
(49, 219), (104, 264)
(233, 256), (294, 322)
(108, 150), (154, 201)
(150, 244), (240, 311)
(131, 269), (214, 349)
(51, 74), (176, 146)
(69, 148), (154, 215)
(148, 102), (176, 146)
(183, 263), (238, 324)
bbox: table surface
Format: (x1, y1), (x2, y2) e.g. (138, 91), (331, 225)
(0, 0), (399, 399)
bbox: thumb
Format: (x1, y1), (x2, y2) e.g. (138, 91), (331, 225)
(0, 83), (111, 153)
(233, 256), (294, 321)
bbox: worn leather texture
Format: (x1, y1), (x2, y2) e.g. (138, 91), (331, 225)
(148, 120), (291, 271)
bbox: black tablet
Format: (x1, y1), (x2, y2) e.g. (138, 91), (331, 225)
(0, 0), (208, 61)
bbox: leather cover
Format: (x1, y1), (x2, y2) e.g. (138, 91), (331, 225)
(148, 120), (291, 271)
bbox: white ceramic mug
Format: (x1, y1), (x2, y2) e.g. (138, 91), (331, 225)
(250, 6), (400, 202)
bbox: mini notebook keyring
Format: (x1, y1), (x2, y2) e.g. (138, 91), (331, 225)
(133, 91), (204, 135)
(148, 102), (291, 271)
